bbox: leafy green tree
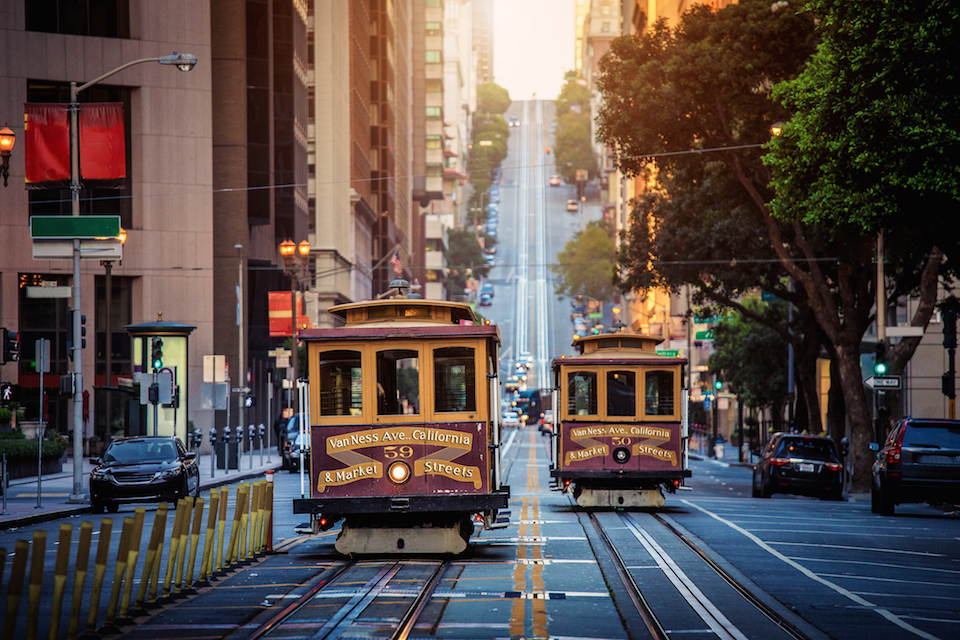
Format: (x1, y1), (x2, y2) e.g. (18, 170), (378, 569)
(553, 75), (596, 184)
(477, 82), (511, 115)
(709, 298), (790, 431)
(551, 221), (616, 301)
(596, 0), (947, 490)
(445, 227), (490, 297)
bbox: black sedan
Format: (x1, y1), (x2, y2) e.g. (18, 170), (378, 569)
(283, 431), (310, 472)
(752, 433), (844, 500)
(89, 436), (200, 512)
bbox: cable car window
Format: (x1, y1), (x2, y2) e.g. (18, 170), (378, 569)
(645, 370), (675, 416)
(434, 347), (476, 412)
(607, 370), (636, 416)
(319, 350), (363, 416)
(568, 371), (598, 416)
(377, 349), (420, 415)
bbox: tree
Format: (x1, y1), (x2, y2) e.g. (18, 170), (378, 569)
(709, 298), (790, 432)
(477, 82), (511, 115)
(551, 221), (616, 301)
(445, 228), (490, 297)
(553, 75), (596, 184)
(596, 0), (947, 490)
(763, 0), (959, 486)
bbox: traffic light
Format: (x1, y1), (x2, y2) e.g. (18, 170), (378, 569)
(874, 342), (887, 375)
(2, 328), (19, 364)
(151, 337), (164, 371)
(944, 309), (957, 349)
(714, 378), (723, 391)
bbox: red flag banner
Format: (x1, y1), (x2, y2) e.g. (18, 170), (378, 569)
(24, 103), (70, 188)
(269, 291), (312, 337)
(79, 102), (126, 186)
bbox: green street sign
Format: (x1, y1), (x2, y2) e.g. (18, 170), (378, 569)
(695, 330), (715, 340)
(30, 215), (121, 240)
(694, 316), (716, 324)
(656, 350), (679, 357)
(588, 312), (603, 319)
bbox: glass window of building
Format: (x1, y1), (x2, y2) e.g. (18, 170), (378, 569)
(377, 349), (420, 415)
(319, 350), (363, 416)
(568, 371), (598, 416)
(434, 347), (476, 412)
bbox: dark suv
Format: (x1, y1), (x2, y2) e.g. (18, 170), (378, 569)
(871, 417), (960, 516)
(752, 433), (844, 500)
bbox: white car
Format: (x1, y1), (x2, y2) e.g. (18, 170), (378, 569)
(502, 411), (521, 428)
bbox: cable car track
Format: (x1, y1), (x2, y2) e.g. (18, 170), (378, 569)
(248, 559), (449, 640)
(588, 511), (816, 640)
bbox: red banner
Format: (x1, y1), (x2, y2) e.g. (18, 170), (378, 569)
(269, 291), (311, 337)
(24, 103), (70, 187)
(24, 102), (126, 189)
(79, 102), (126, 185)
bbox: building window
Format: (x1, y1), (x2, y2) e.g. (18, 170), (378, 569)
(425, 0), (441, 6)
(425, 50), (442, 64)
(26, 80), (133, 228)
(426, 135), (443, 149)
(601, 21), (611, 33)
(425, 106), (442, 119)
(27, 0), (131, 38)
(426, 21), (442, 34)
(425, 79), (443, 93)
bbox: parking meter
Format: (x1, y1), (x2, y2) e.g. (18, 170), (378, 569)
(210, 427), (217, 476)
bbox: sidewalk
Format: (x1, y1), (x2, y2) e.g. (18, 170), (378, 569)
(1, 449), (282, 530)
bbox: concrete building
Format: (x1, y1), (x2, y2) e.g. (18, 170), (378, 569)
(0, 0), (214, 446)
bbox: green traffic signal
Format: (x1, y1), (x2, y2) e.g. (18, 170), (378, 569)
(151, 337), (164, 370)
(873, 342), (887, 375)
(714, 379), (722, 390)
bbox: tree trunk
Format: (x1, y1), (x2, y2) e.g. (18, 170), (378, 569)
(835, 342), (875, 492)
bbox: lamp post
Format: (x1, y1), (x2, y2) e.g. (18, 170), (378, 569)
(279, 239), (310, 414)
(0, 124), (15, 187)
(236, 243), (245, 440)
(66, 52), (197, 504)
(100, 227), (126, 454)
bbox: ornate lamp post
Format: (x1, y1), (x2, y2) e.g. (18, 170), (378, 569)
(279, 239), (310, 413)
(0, 124), (15, 187)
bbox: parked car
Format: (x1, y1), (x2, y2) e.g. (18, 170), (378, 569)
(279, 414), (309, 467)
(566, 199), (579, 212)
(549, 175), (561, 186)
(481, 283), (494, 298)
(479, 293), (493, 306)
(502, 411), (520, 428)
(484, 254), (496, 266)
(752, 433), (844, 500)
(871, 417), (960, 515)
(89, 436), (200, 513)
(283, 431), (311, 472)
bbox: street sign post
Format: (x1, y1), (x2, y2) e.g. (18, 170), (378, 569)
(695, 330), (715, 340)
(865, 375), (901, 389)
(30, 215), (121, 239)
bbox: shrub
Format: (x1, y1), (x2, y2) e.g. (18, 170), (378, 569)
(0, 438), (65, 461)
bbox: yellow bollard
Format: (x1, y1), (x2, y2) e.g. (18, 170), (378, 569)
(185, 497), (205, 589)
(225, 485), (244, 568)
(239, 484), (250, 562)
(3, 540), (30, 640)
(162, 500), (187, 599)
(119, 507), (146, 620)
(200, 491), (219, 582)
(216, 486), (229, 574)
(66, 521), (93, 640)
(103, 517), (134, 628)
(257, 480), (267, 554)
(147, 504), (170, 604)
(84, 519), (113, 635)
(264, 480), (274, 553)
(136, 504), (168, 609)
(49, 523), (73, 640)
(26, 529), (46, 640)
(174, 497), (194, 593)
(249, 481), (261, 558)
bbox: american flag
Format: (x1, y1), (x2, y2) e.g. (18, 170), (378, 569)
(390, 251), (402, 277)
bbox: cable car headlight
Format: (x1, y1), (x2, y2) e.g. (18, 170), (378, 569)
(387, 460), (412, 484)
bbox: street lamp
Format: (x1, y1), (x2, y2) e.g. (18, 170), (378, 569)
(279, 238), (310, 414)
(99, 227), (126, 453)
(66, 53), (197, 503)
(0, 124), (15, 186)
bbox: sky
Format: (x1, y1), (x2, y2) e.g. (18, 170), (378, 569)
(492, 0), (576, 101)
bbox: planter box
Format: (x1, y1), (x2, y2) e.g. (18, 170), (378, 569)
(3, 455), (64, 480)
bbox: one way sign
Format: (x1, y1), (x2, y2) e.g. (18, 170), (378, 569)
(865, 375), (901, 389)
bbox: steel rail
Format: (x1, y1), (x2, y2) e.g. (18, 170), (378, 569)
(651, 513), (812, 640)
(587, 513), (670, 640)
(391, 560), (450, 640)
